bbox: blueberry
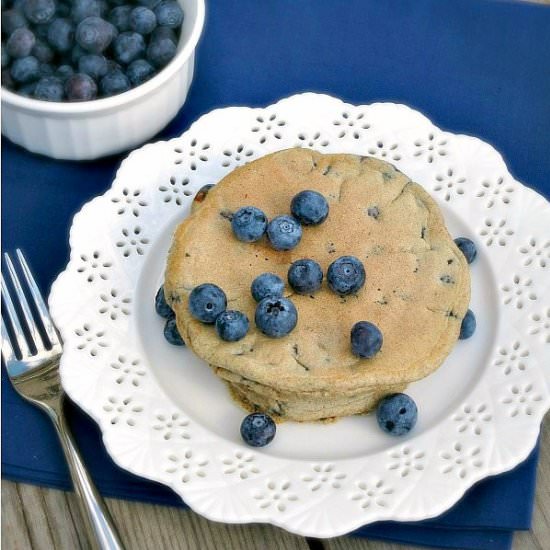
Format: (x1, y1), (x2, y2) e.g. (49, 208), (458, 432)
(112, 31), (145, 64)
(240, 413), (276, 447)
(71, 0), (102, 23)
(189, 283), (227, 324)
(22, 0), (56, 24)
(290, 190), (329, 225)
(33, 75), (63, 100)
(327, 256), (365, 295)
(146, 34), (176, 67)
(47, 17), (74, 52)
(351, 321), (383, 358)
(38, 61), (53, 76)
(31, 38), (54, 62)
(99, 67), (129, 95)
(154, 285), (173, 318)
(6, 27), (35, 58)
(454, 237), (477, 264)
(376, 393), (418, 436)
(126, 58), (155, 86)
(1, 68), (15, 89)
(78, 53), (108, 79)
(163, 316), (185, 346)
(55, 63), (74, 80)
(68, 43), (87, 64)
(65, 72), (97, 101)
(1, 48), (10, 69)
(2, 9), (28, 36)
(17, 80), (37, 96)
(108, 5), (132, 32)
(215, 310), (249, 342)
(10, 55), (39, 83)
(251, 273), (285, 302)
(231, 206), (267, 243)
(288, 259), (323, 294)
(137, 0), (161, 9)
(76, 16), (115, 53)
(129, 6), (156, 34)
(459, 309), (476, 340)
(266, 215), (302, 251)
(150, 25), (176, 43)
(154, 0), (183, 29)
(255, 296), (297, 338)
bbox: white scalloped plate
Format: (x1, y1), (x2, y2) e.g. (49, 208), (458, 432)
(49, 93), (550, 538)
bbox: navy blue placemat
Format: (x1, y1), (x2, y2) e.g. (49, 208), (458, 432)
(3, 1), (549, 549)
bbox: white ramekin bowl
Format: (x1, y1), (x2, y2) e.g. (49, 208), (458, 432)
(1, 0), (205, 160)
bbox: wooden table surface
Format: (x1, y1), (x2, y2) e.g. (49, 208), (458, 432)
(2, 414), (549, 550)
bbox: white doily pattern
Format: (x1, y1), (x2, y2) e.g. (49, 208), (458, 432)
(49, 94), (550, 537)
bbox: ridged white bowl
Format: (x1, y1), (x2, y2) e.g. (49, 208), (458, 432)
(0, 0), (205, 160)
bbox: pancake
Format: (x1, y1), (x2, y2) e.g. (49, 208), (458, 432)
(164, 148), (470, 421)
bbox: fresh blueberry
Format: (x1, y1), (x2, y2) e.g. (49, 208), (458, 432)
(22, 0), (56, 24)
(65, 72), (97, 100)
(99, 67), (130, 95)
(17, 80), (37, 96)
(6, 27), (35, 58)
(154, 285), (173, 318)
(240, 413), (276, 447)
(71, 0), (103, 23)
(150, 25), (176, 43)
(10, 55), (39, 83)
(146, 34), (176, 67)
(288, 259), (323, 294)
(327, 256), (366, 295)
(78, 53), (108, 79)
(163, 316), (185, 346)
(126, 58), (155, 86)
(31, 38), (54, 62)
(33, 75), (63, 100)
(137, 0), (161, 9)
(290, 190), (329, 225)
(38, 61), (53, 76)
(231, 206), (267, 243)
(2, 9), (28, 36)
(129, 6), (156, 34)
(376, 393), (418, 436)
(55, 63), (74, 80)
(154, 0), (183, 29)
(459, 309), (476, 340)
(1, 68), (15, 88)
(454, 237), (477, 264)
(189, 283), (227, 324)
(55, 1), (70, 17)
(76, 16), (115, 53)
(47, 17), (74, 52)
(112, 31), (145, 64)
(108, 5), (132, 32)
(266, 215), (302, 251)
(136, 0), (160, 10)
(255, 296), (297, 338)
(1, 48), (10, 69)
(251, 273), (285, 302)
(67, 43), (87, 64)
(215, 310), (250, 342)
(351, 321), (383, 358)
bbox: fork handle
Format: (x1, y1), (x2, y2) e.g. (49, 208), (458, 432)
(51, 407), (125, 550)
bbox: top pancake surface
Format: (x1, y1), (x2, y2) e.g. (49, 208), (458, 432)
(165, 148), (470, 394)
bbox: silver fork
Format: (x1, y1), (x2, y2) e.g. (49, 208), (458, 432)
(1, 250), (125, 550)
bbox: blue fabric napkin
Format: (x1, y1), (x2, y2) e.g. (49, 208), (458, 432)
(2, 1), (549, 549)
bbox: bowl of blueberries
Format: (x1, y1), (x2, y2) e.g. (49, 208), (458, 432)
(1, 0), (205, 159)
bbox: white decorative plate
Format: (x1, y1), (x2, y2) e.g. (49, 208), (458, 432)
(49, 93), (550, 538)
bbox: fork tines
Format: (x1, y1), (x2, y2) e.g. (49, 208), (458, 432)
(1, 250), (62, 365)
